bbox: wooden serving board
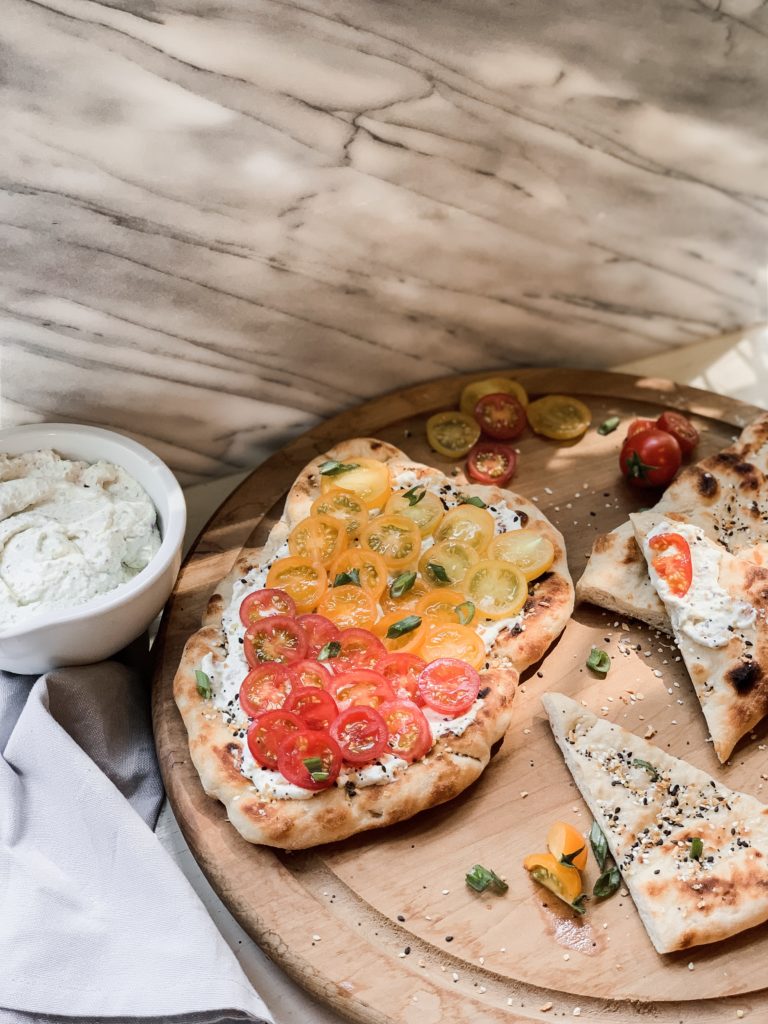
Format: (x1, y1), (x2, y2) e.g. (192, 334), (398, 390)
(152, 368), (768, 1023)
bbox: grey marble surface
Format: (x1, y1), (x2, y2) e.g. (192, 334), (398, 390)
(3, 0), (768, 482)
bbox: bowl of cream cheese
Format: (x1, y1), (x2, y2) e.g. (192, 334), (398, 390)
(0, 423), (186, 674)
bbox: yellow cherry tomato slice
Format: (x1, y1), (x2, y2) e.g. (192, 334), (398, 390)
(416, 589), (470, 625)
(417, 621), (486, 669)
(526, 395), (591, 441)
(488, 529), (555, 581)
(419, 540), (479, 588)
(380, 574), (431, 615)
(434, 505), (495, 553)
(460, 377), (529, 416)
(317, 584), (377, 630)
(372, 611), (427, 653)
(329, 549), (388, 602)
(320, 457), (391, 509)
(360, 514), (421, 571)
(546, 821), (588, 871)
(426, 411), (481, 459)
(311, 488), (369, 539)
(384, 488), (445, 537)
(265, 556), (327, 615)
(288, 514), (348, 567)
(462, 559), (527, 620)
(523, 853), (584, 909)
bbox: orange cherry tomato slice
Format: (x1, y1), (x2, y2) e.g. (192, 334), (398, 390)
(546, 821), (588, 871)
(311, 487), (369, 538)
(239, 664), (293, 718)
(317, 584), (377, 630)
(372, 611), (426, 653)
(244, 615), (308, 666)
(277, 729), (342, 791)
(247, 709), (303, 768)
(523, 852), (584, 908)
(377, 652), (427, 704)
(379, 700), (432, 762)
(360, 514), (422, 571)
(288, 514), (348, 567)
(239, 588), (296, 627)
(330, 705), (389, 764)
(418, 621), (486, 670)
(329, 549), (389, 601)
(416, 588), (468, 624)
(283, 685), (338, 731)
(648, 532), (692, 596)
(327, 669), (396, 709)
(266, 557), (328, 615)
(417, 657), (480, 717)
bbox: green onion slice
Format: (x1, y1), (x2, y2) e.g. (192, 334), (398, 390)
(318, 640), (341, 661)
(389, 571), (417, 599)
(597, 416), (620, 435)
(586, 647), (611, 676)
(386, 615), (421, 640)
(465, 864), (509, 894)
(195, 670), (212, 699)
(319, 459), (359, 476)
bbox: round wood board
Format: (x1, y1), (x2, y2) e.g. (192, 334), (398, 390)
(152, 368), (768, 1023)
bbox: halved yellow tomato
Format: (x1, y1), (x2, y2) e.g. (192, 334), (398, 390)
(462, 559), (527, 620)
(329, 549), (388, 602)
(526, 395), (591, 441)
(416, 589), (469, 625)
(311, 488), (369, 538)
(317, 584), (377, 630)
(384, 488), (445, 537)
(288, 514), (348, 567)
(320, 457), (391, 509)
(434, 505), (495, 553)
(360, 514), (421, 571)
(419, 540), (479, 588)
(426, 411), (481, 459)
(380, 574), (431, 615)
(488, 529), (555, 581)
(266, 556), (327, 615)
(372, 611), (427, 653)
(523, 853), (584, 910)
(460, 377), (529, 416)
(547, 821), (588, 871)
(417, 621), (486, 669)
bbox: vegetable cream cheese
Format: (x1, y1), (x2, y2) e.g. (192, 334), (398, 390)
(0, 449), (161, 629)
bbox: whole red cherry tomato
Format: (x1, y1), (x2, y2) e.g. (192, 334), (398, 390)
(619, 428), (682, 488)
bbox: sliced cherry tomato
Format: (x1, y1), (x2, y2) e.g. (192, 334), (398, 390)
(466, 442), (517, 486)
(380, 574), (431, 615)
(266, 556), (328, 614)
(277, 729), (342, 791)
(488, 529), (555, 581)
(547, 821), (588, 871)
(377, 652), (427, 703)
(379, 700), (432, 762)
(418, 540), (479, 589)
(246, 709), (303, 768)
(288, 514), (348, 567)
(295, 614), (340, 658)
(311, 487), (369, 538)
(418, 622), (486, 669)
(372, 611), (426, 653)
(239, 588), (296, 627)
(327, 669), (396, 709)
(239, 664), (293, 718)
(332, 627), (387, 673)
(434, 504), (495, 553)
(656, 411), (699, 458)
(244, 615), (308, 666)
(460, 377), (529, 416)
(319, 457), (391, 509)
(317, 583), (377, 630)
(648, 532), (692, 597)
(619, 428), (682, 488)
(526, 395), (591, 441)
(329, 548), (389, 601)
(283, 686), (339, 731)
(523, 852), (584, 910)
(417, 657), (480, 717)
(462, 559), (528, 620)
(330, 705), (389, 765)
(473, 393), (527, 441)
(426, 411), (481, 459)
(416, 588), (468, 624)
(627, 417), (656, 438)
(287, 658), (332, 689)
(360, 514), (422, 571)
(384, 488), (445, 537)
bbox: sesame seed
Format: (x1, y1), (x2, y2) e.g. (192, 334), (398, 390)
(441, 889), (450, 895)
(563, 953), (570, 961)
(312, 934), (321, 941)
(539, 1002), (553, 1012)
(688, 962), (695, 971)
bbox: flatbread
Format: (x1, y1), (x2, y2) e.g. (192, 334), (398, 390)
(577, 413), (768, 631)
(174, 439), (574, 849)
(631, 510), (768, 762)
(543, 692), (768, 954)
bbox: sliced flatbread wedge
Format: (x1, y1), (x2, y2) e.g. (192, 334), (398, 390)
(543, 692), (768, 954)
(577, 412), (768, 632)
(630, 510), (768, 762)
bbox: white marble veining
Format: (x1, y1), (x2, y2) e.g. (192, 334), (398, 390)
(2, 0), (768, 480)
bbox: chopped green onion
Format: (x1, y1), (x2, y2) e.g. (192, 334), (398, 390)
(333, 568), (361, 588)
(458, 494), (487, 509)
(402, 485), (426, 506)
(302, 756), (329, 783)
(386, 615), (421, 639)
(318, 640), (341, 661)
(195, 670), (212, 699)
(593, 866), (621, 900)
(390, 571), (417, 599)
(690, 837), (703, 861)
(560, 845), (585, 867)
(633, 758), (660, 782)
(586, 647), (611, 676)
(427, 561), (451, 584)
(571, 894), (589, 916)
(456, 600), (475, 625)
(319, 459), (359, 476)
(597, 416), (620, 435)
(465, 864), (509, 894)
(589, 822), (608, 871)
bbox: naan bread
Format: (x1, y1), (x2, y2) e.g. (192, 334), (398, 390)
(543, 692), (768, 954)
(631, 511), (768, 762)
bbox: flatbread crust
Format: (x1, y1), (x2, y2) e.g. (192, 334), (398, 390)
(543, 692), (768, 954)
(577, 413), (768, 631)
(174, 439), (574, 849)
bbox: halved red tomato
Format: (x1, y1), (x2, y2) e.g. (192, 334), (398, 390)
(244, 615), (307, 666)
(288, 659), (332, 689)
(247, 709), (302, 768)
(239, 588), (296, 627)
(277, 729), (342, 790)
(648, 532), (692, 597)
(283, 686), (338, 731)
(473, 393), (527, 441)
(296, 614), (340, 659)
(239, 664), (293, 719)
(417, 658), (480, 717)
(627, 418), (656, 438)
(656, 411), (699, 458)
(466, 442), (517, 486)
(328, 669), (396, 709)
(379, 700), (432, 762)
(332, 628), (387, 673)
(377, 652), (427, 704)
(330, 705), (389, 765)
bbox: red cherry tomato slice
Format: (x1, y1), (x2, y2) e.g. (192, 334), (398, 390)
(283, 686), (339, 731)
(656, 411), (699, 458)
(239, 588), (296, 627)
(417, 657), (481, 717)
(648, 532), (693, 597)
(327, 669), (396, 710)
(619, 428), (681, 488)
(244, 615), (307, 666)
(331, 628), (387, 673)
(466, 442), (517, 487)
(330, 705), (389, 765)
(296, 613), (341, 658)
(287, 659), (332, 689)
(239, 664), (293, 719)
(377, 652), (427, 704)
(277, 729), (342, 790)
(246, 709), (303, 768)
(473, 393), (527, 441)
(626, 418), (656, 438)
(379, 700), (432, 762)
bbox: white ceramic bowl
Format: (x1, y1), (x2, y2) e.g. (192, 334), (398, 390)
(0, 423), (186, 675)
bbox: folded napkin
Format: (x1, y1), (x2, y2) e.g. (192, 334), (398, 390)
(0, 641), (272, 1024)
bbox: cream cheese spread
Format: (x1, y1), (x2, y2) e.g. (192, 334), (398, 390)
(0, 449), (161, 629)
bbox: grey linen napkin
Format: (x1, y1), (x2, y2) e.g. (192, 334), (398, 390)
(0, 645), (272, 1024)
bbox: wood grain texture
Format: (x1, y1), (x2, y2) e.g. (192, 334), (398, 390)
(153, 369), (767, 1022)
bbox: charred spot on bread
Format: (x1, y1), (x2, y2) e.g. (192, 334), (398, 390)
(621, 537), (644, 565)
(514, 510), (530, 528)
(696, 470), (718, 498)
(727, 660), (763, 694)
(593, 532), (612, 555)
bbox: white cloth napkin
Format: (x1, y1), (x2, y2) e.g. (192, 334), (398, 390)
(0, 643), (273, 1024)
